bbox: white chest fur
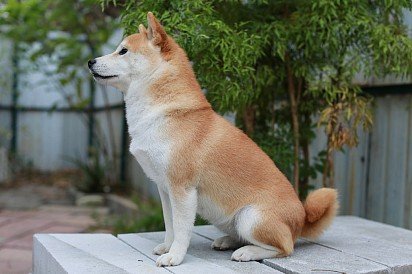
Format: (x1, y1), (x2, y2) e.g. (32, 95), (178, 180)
(125, 90), (172, 190)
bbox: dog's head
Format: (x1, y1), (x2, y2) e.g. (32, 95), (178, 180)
(88, 12), (173, 92)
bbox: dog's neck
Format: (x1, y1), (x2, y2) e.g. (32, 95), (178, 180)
(123, 64), (211, 137)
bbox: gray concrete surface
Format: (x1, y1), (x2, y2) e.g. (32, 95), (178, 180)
(33, 216), (412, 273)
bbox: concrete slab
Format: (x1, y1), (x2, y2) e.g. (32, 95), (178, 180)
(33, 234), (170, 274)
(310, 216), (412, 272)
(120, 232), (279, 274)
(193, 225), (388, 274)
(263, 239), (388, 274)
(32, 216), (412, 273)
(119, 233), (239, 274)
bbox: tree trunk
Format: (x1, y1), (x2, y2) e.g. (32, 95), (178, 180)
(323, 140), (335, 188)
(243, 105), (255, 137)
(301, 111), (311, 199)
(286, 56), (300, 195)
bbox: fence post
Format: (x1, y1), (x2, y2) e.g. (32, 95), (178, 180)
(10, 44), (19, 157)
(120, 105), (128, 185)
(88, 77), (95, 154)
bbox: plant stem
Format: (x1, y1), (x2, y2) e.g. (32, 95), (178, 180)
(242, 105), (255, 137)
(286, 54), (300, 195)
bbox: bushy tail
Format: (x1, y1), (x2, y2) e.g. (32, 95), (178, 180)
(301, 188), (339, 239)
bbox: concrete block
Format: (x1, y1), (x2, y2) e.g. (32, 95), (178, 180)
(106, 194), (138, 217)
(33, 217), (412, 273)
(310, 216), (412, 272)
(263, 239), (387, 274)
(193, 225), (387, 273)
(33, 233), (169, 274)
(120, 232), (280, 274)
(76, 194), (104, 207)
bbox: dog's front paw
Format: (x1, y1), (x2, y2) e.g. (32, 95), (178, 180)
(156, 252), (185, 267)
(153, 243), (171, 255)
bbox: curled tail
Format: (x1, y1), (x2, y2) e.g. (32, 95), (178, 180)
(301, 188), (339, 239)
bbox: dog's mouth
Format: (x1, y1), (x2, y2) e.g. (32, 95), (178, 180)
(92, 72), (118, 79)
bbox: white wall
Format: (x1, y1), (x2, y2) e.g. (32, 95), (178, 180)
(0, 29), (125, 171)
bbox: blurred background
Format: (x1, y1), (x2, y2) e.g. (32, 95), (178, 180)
(0, 1), (411, 273)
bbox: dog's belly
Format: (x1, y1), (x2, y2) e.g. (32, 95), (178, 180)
(197, 193), (236, 235)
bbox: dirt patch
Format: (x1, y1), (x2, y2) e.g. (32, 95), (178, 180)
(0, 170), (79, 210)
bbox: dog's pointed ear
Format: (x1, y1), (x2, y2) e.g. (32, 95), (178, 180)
(147, 12), (168, 49)
(138, 24), (147, 35)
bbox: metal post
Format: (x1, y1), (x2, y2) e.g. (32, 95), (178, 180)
(87, 46), (98, 156)
(120, 104), (128, 185)
(88, 77), (95, 154)
(10, 44), (19, 157)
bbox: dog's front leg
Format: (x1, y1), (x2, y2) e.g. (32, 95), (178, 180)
(156, 187), (197, 267)
(153, 186), (174, 255)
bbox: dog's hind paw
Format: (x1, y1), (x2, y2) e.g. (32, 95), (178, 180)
(231, 245), (279, 261)
(212, 236), (242, 251)
(153, 243), (171, 255)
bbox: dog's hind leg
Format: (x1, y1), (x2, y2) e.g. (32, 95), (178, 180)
(231, 206), (295, 261)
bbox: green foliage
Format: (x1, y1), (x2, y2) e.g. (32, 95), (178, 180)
(98, 195), (209, 234)
(69, 148), (111, 193)
(103, 0), (412, 192)
(0, 0), (116, 80)
(0, 0), (117, 112)
(0, 1), (120, 187)
(111, 198), (165, 234)
(105, 0), (412, 108)
(3, 1), (411, 194)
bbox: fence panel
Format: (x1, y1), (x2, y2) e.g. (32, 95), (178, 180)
(310, 92), (412, 229)
(16, 111), (87, 170)
(383, 96), (409, 227)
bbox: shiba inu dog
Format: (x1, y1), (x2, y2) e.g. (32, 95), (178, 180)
(88, 12), (338, 267)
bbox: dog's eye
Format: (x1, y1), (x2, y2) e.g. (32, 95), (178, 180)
(119, 48), (128, 55)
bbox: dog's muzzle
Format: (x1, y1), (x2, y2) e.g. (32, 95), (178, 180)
(88, 59), (118, 79)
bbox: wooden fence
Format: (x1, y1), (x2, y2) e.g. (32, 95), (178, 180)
(310, 90), (412, 229)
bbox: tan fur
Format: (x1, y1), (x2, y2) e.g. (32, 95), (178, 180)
(301, 188), (339, 239)
(125, 13), (338, 256)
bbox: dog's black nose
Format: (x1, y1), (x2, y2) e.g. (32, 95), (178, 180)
(88, 59), (96, 68)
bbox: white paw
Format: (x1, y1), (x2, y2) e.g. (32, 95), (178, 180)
(156, 252), (185, 267)
(153, 243), (171, 255)
(231, 247), (253, 261)
(231, 245), (278, 261)
(211, 236), (240, 251)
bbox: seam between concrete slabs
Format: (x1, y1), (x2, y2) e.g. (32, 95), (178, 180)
(116, 235), (175, 274)
(192, 231), (214, 242)
(260, 260), (298, 274)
